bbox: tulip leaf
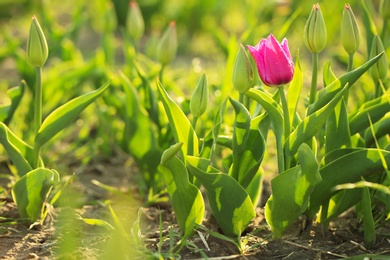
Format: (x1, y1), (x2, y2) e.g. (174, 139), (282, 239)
(35, 81), (110, 147)
(157, 80), (199, 158)
(285, 84), (348, 158)
(361, 182), (376, 249)
(307, 52), (383, 115)
(12, 168), (59, 223)
(0, 122), (33, 176)
(364, 113), (390, 147)
(324, 99), (351, 162)
(308, 148), (390, 218)
(186, 156), (255, 237)
(287, 52), (303, 129)
(265, 143), (321, 238)
(0, 81), (25, 125)
(159, 144), (204, 238)
(349, 94), (390, 135)
(322, 62), (337, 87)
(245, 88), (284, 143)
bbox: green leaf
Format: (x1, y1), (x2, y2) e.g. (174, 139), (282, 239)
(35, 81), (110, 147)
(307, 52), (384, 115)
(245, 88), (284, 142)
(186, 156), (255, 237)
(322, 62), (337, 87)
(0, 122), (33, 176)
(285, 84), (348, 158)
(157, 80), (199, 158)
(324, 99), (351, 162)
(78, 215), (115, 230)
(364, 113), (390, 147)
(265, 143), (321, 238)
(0, 80), (25, 125)
(159, 145), (204, 238)
(308, 148), (390, 218)
(287, 51), (303, 129)
(361, 182), (376, 249)
(349, 94), (390, 135)
(12, 168), (58, 223)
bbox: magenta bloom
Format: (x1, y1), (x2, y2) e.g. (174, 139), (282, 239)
(247, 34), (294, 87)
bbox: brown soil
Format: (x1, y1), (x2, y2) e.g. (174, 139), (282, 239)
(1, 153), (390, 259)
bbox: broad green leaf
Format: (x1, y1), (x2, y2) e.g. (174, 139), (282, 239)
(245, 88), (284, 142)
(349, 94), (390, 135)
(322, 62), (337, 87)
(265, 143), (321, 238)
(287, 52), (303, 129)
(12, 168), (58, 223)
(157, 80), (199, 158)
(307, 52), (383, 115)
(308, 148), (390, 218)
(0, 80), (25, 124)
(159, 145), (204, 238)
(285, 84), (348, 158)
(324, 99), (351, 162)
(0, 122), (33, 176)
(35, 81), (110, 147)
(186, 156), (255, 237)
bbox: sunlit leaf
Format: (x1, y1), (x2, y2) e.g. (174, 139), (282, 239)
(0, 122), (33, 176)
(308, 148), (390, 218)
(186, 156), (255, 237)
(0, 80), (25, 124)
(322, 62), (337, 87)
(159, 144), (204, 238)
(35, 81), (111, 147)
(307, 52), (383, 115)
(287, 51), (303, 129)
(12, 168), (58, 223)
(285, 84), (348, 158)
(265, 143), (321, 238)
(157, 80), (199, 158)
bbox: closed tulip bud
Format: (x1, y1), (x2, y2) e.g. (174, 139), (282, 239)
(304, 3), (327, 53)
(341, 4), (360, 54)
(156, 21), (177, 66)
(27, 16), (48, 67)
(190, 73), (208, 118)
(247, 34), (294, 87)
(126, 0), (144, 41)
(232, 44), (253, 93)
(381, 0), (390, 20)
(370, 35), (388, 81)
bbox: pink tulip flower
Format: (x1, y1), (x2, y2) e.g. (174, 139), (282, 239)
(247, 34), (294, 87)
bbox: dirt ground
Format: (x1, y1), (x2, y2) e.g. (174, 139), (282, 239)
(1, 151), (390, 259)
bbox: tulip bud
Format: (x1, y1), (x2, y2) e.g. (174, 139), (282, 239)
(26, 16), (48, 67)
(381, 0), (390, 20)
(304, 3), (327, 53)
(190, 73), (208, 118)
(247, 34), (294, 87)
(232, 44), (253, 93)
(370, 35), (388, 81)
(126, 0), (144, 41)
(341, 4), (360, 54)
(156, 21), (177, 66)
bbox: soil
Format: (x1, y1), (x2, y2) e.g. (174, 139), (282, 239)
(1, 151), (390, 259)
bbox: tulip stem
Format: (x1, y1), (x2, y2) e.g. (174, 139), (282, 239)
(279, 86), (290, 141)
(33, 66), (43, 168)
(191, 116), (198, 130)
(239, 93), (244, 104)
(276, 136), (285, 174)
(382, 20), (388, 43)
(34, 67), (42, 134)
(309, 52), (319, 105)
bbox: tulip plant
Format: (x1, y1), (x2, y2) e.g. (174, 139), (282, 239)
(155, 2), (390, 250)
(0, 16), (110, 225)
